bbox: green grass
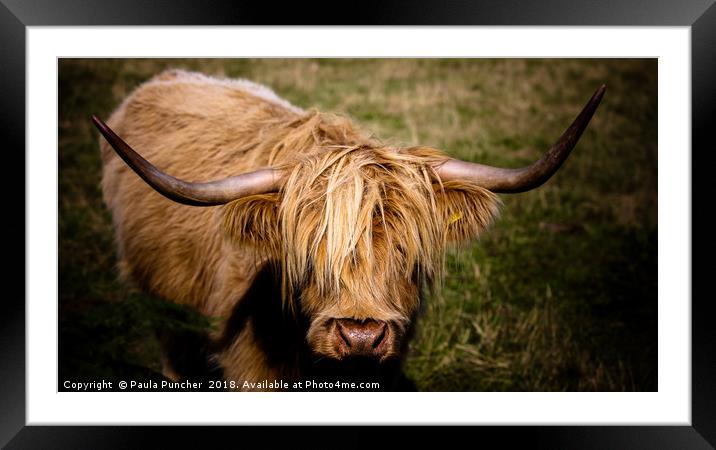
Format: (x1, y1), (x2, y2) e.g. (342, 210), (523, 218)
(58, 58), (657, 391)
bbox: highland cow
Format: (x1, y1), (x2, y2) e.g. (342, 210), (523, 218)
(94, 69), (604, 390)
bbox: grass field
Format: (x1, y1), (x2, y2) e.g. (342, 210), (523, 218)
(58, 58), (657, 391)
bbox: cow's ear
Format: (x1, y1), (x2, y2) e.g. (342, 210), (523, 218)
(222, 193), (281, 251)
(436, 181), (501, 245)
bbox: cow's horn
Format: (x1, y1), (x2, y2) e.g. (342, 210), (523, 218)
(91, 115), (285, 206)
(436, 85), (606, 193)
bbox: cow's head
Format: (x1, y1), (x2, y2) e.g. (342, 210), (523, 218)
(92, 85), (605, 364)
(221, 145), (501, 362)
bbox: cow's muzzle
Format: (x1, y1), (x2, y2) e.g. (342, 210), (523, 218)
(333, 318), (390, 359)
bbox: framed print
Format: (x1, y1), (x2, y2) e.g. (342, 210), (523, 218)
(4, 0), (712, 447)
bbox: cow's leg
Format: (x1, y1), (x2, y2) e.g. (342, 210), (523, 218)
(215, 323), (284, 391)
(159, 350), (181, 382)
(156, 327), (221, 383)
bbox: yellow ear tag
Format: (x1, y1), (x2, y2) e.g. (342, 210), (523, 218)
(449, 211), (463, 225)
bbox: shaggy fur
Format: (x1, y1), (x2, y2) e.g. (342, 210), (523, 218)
(100, 69), (500, 389)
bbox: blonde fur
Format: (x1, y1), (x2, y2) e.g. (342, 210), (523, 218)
(100, 69), (500, 388)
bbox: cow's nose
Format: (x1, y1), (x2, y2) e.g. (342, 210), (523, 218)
(334, 319), (388, 358)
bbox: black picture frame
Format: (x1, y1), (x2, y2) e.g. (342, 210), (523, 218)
(3, 1), (711, 448)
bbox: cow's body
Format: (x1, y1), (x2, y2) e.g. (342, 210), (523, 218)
(102, 70), (305, 319)
(101, 70), (431, 388)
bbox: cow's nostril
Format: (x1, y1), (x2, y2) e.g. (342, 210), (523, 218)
(334, 319), (388, 357)
(337, 322), (352, 348)
(372, 324), (387, 349)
